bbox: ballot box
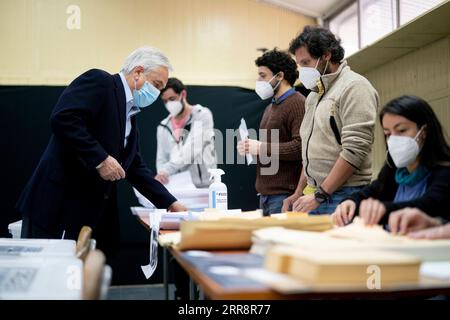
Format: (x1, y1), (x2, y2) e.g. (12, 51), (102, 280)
(0, 238), (76, 257)
(0, 256), (82, 300)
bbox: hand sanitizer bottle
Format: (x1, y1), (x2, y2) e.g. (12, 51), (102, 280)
(208, 169), (228, 210)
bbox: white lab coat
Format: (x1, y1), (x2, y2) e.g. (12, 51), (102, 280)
(156, 104), (217, 188)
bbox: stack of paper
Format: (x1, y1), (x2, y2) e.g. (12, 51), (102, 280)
(176, 215), (333, 250)
(265, 245), (421, 287)
(251, 219), (450, 261)
(249, 219), (450, 291)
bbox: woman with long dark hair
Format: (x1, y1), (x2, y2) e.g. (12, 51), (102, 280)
(331, 95), (450, 231)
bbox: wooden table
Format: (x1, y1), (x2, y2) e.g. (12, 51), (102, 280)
(168, 246), (450, 300)
(137, 215), (450, 300)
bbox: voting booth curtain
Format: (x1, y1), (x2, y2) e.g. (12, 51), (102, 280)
(0, 84), (273, 283)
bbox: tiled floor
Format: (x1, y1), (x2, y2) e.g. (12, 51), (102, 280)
(107, 284), (176, 300)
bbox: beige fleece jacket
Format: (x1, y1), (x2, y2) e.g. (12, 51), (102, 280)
(300, 60), (380, 188)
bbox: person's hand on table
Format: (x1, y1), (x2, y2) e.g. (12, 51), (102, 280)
(408, 224), (450, 239)
(155, 171), (170, 184)
(359, 198), (386, 226)
(168, 201), (187, 212)
(237, 139), (262, 156)
(292, 194), (320, 213)
(331, 200), (357, 226)
(389, 207), (443, 235)
(97, 155), (125, 181)
(282, 192), (302, 212)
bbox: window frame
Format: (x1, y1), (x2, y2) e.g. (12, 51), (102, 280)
(324, 0), (442, 56)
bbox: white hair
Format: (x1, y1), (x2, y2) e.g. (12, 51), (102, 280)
(121, 46), (173, 75)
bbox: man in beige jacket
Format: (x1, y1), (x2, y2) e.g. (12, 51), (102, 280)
(282, 26), (380, 214)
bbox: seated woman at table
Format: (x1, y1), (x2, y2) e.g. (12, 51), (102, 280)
(387, 207), (450, 239)
(331, 95), (450, 228)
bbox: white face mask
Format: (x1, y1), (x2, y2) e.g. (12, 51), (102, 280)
(255, 73), (281, 100)
(299, 58), (328, 90)
(387, 127), (424, 168)
(165, 97), (183, 117)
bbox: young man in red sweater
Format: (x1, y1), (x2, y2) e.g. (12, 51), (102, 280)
(238, 49), (305, 215)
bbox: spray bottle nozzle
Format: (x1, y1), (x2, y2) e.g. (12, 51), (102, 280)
(208, 169), (225, 182)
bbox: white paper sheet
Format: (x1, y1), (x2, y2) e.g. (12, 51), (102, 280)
(164, 170), (196, 191)
(239, 118), (253, 165)
(134, 170), (209, 210)
(420, 261), (450, 280)
(141, 210), (163, 279)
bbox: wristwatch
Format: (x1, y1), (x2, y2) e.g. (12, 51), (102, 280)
(314, 186), (331, 204)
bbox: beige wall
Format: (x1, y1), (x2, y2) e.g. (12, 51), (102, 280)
(363, 36), (450, 174)
(0, 0), (315, 88)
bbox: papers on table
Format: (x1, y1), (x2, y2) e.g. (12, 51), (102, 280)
(134, 171), (209, 211)
(251, 222), (450, 261)
(131, 207), (248, 230)
(239, 118), (253, 165)
(420, 262), (450, 280)
(177, 214), (331, 251)
(131, 207), (201, 230)
(164, 170), (196, 190)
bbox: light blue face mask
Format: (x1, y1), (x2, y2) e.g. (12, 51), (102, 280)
(133, 78), (160, 108)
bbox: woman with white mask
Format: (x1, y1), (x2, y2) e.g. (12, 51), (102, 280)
(332, 95), (450, 229)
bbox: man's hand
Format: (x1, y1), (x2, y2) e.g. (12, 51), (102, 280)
(155, 171), (170, 184)
(237, 139), (262, 156)
(359, 198), (386, 226)
(168, 201), (187, 212)
(281, 192), (302, 213)
(331, 200), (357, 226)
(293, 194), (320, 213)
(408, 224), (450, 239)
(97, 155), (126, 181)
(389, 207), (442, 235)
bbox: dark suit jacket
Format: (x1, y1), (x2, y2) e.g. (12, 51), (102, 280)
(16, 69), (177, 251)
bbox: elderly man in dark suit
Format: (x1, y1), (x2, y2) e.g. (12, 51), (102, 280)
(16, 46), (186, 257)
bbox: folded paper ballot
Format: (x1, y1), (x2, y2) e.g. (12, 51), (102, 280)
(264, 245), (421, 287)
(176, 214), (333, 250)
(239, 118), (253, 165)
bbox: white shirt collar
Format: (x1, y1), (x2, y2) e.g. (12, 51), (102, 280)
(119, 72), (134, 105)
